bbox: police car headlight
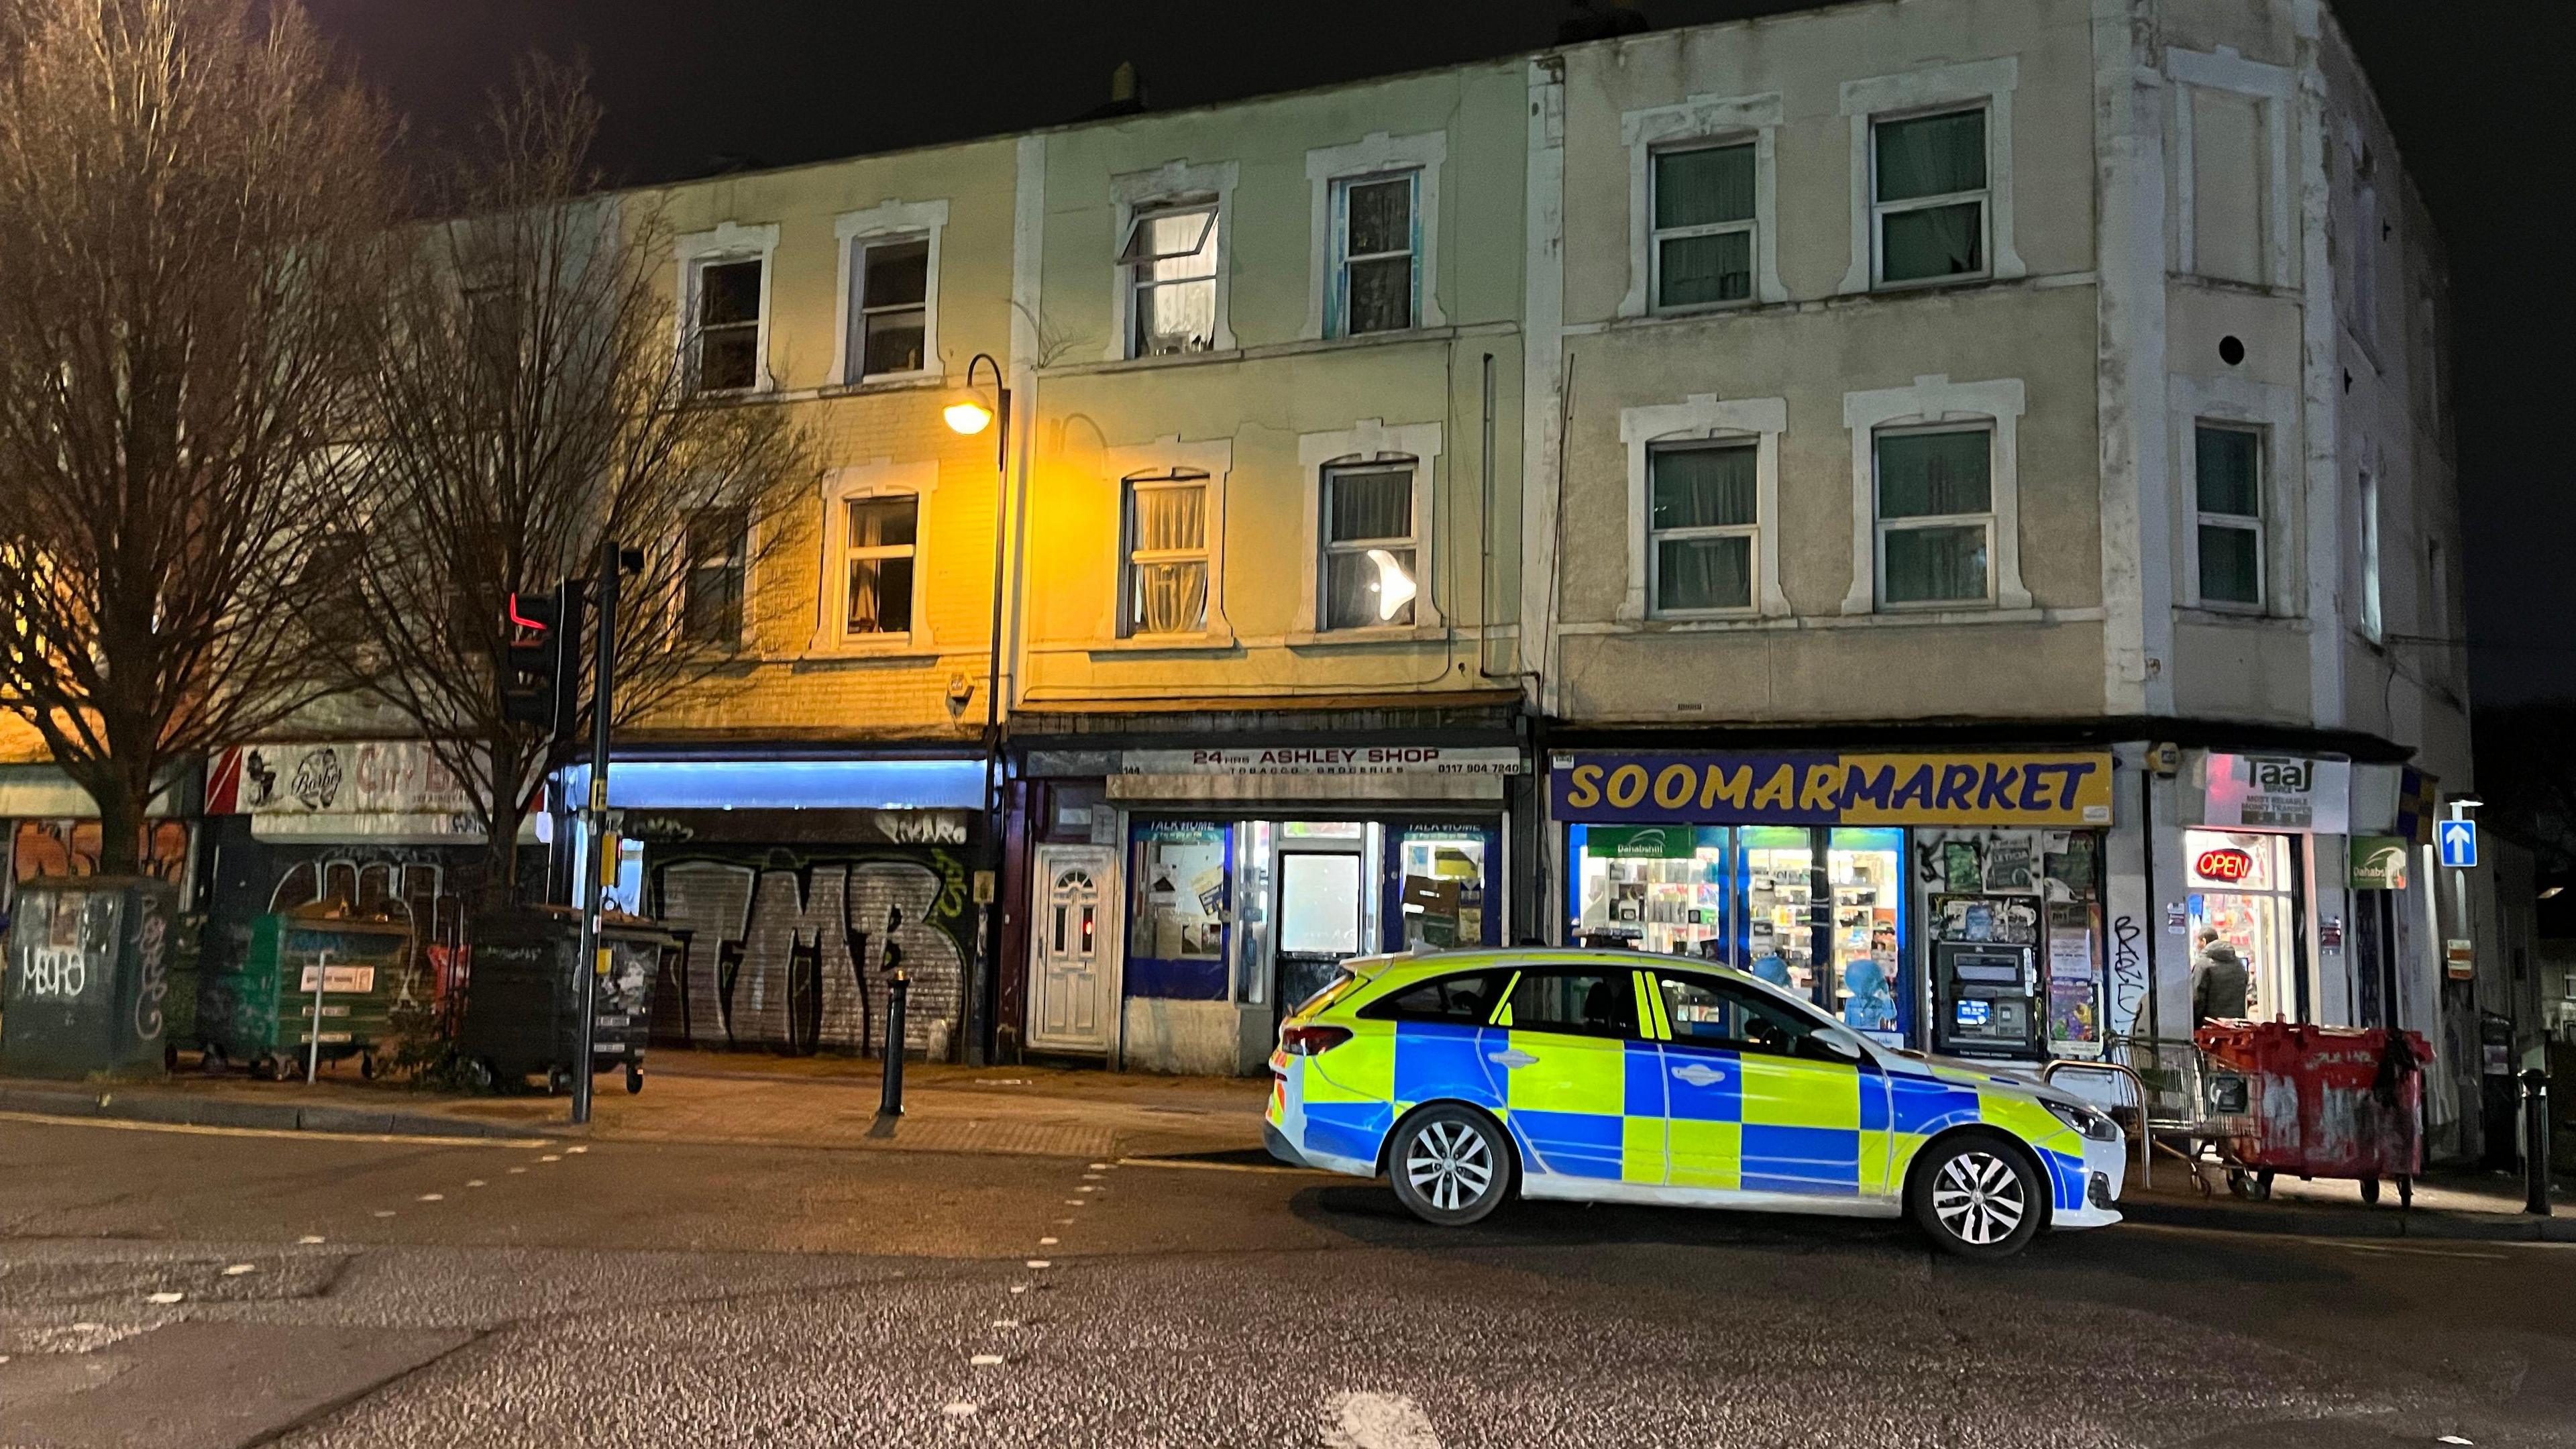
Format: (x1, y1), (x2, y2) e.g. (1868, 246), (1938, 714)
(2045, 1101), (2123, 1143)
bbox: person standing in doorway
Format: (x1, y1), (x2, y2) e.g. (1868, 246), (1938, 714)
(2190, 928), (2249, 1026)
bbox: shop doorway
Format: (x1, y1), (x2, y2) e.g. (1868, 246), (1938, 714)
(1026, 845), (1118, 1053)
(1274, 828), (1368, 1022)
(2184, 829), (2307, 1022)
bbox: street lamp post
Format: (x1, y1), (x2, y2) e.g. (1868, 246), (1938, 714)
(946, 354), (1012, 1065)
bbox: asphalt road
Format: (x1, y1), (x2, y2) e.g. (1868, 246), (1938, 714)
(1, 1114), (2571, 1448)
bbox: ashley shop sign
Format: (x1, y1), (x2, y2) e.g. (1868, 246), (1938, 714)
(1119, 747), (1527, 777)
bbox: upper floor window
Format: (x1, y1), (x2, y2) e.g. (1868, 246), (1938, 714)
(1329, 171), (1419, 336)
(2358, 468), (2384, 643)
(680, 505), (747, 647)
(689, 257), (765, 392)
(1123, 470), (1210, 636)
(1320, 460), (1417, 629)
(2194, 424), (2263, 608)
(843, 494), (918, 639)
(1874, 426), (1992, 606)
(1649, 441), (1758, 614)
(1872, 107), (1988, 286)
(1651, 142), (1755, 309)
(1120, 201), (1220, 358)
(852, 236), (929, 379)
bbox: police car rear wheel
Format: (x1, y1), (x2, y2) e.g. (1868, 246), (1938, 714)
(1911, 1135), (2042, 1258)
(1389, 1106), (1509, 1226)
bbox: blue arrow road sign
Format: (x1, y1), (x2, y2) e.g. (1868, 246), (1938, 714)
(2438, 818), (2478, 869)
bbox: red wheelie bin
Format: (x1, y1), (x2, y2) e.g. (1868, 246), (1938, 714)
(2192, 1021), (2430, 1206)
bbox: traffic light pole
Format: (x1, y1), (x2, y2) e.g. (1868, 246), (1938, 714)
(570, 535), (619, 1127)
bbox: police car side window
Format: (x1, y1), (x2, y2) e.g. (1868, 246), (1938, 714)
(1656, 972), (1822, 1060)
(1507, 969), (1640, 1039)
(1358, 970), (1511, 1026)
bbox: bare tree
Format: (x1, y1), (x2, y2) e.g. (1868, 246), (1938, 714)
(311, 58), (814, 906)
(0, 0), (388, 875)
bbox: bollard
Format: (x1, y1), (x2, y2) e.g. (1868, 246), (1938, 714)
(878, 970), (910, 1118)
(2525, 1068), (2553, 1217)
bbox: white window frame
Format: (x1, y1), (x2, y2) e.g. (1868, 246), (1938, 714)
(1294, 419), (1444, 639)
(1840, 375), (2030, 614)
(674, 221), (779, 394)
(1106, 160), (1238, 363)
(1326, 170), (1422, 337)
(1837, 58), (2025, 295)
(2187, 422), (2267, 612)
(1098, 435), (1235, 645)
(1120, 472), (1212, 641)
(2174, 372), (2298, 615)
(2165, 48), (2296, 290)
(1619, 91), (1785, 317)
(1303, 131), (1447, 341)
(1870, 423), (1998, 610)
(1617, 395), (1788, 621)
(832, 198), (947, 386)
(815, 460), (936, 655)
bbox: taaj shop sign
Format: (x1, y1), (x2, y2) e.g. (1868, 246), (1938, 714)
(1552, 751), (2114, 826)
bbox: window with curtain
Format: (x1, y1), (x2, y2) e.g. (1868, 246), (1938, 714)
(1875, 427), (1992, 606)
(1121, 202), (1220, 358)
(1648, 441), (1758, 613)
(1872, 107), (1988, 285)
(2194, 424), (2263, 607)
(1652, 142), (1755, 309)
(681, 505), (747, 647)
(843, 494), (918, 638)
(690, 257), (764, 391)
(1124, 472), (1210, 636)
(1321, 461), (1417, 629)
(1332, 172), (1419, 336)
(853, 235), (929, 379)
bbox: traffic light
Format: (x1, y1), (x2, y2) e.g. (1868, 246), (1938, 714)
(501, 582), (580, 733)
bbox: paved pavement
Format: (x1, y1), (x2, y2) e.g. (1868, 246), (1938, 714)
(2, 1104), (2573, 1448)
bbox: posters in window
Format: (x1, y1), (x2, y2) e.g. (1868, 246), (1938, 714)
(1982, 835), (2035, 892)
(1933, 894), (2038, 945)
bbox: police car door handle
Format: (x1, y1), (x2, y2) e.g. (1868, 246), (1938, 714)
(1670, 1063), (1726, 1087)
(1487, 1049), (1539, 1069)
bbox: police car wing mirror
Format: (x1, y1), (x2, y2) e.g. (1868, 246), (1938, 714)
(1815, 1029), (1865, 1061)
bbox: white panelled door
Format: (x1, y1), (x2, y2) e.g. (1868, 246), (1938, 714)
(1026, 845), (1118, 1054)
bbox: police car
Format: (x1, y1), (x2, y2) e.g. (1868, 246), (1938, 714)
(1263, 949), (2125, 1258)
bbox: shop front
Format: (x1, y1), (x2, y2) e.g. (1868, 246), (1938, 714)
(1552, 749), (2116, 1063)
(2167, 750), (2353, 1030)
(572, 755), (987, 1061)
(1016, 741), (1525, 1075)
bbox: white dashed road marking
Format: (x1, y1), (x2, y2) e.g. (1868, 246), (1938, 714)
(942, 1402), (978, 1419)
(1322, 1391), (1442, 1449)
(146, 1291), (184, 1305)
(969, 1353), (1004, 1366)
(417, 1193), (444, 1203)
(297, 1235), (325, 1245)
(1024, 1259), (1051, 1269)
(221, 1264), (256, 1276)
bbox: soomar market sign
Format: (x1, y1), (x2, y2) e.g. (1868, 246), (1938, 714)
(1552, 751), (2113, 826)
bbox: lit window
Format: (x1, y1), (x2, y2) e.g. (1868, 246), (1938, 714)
(1874, 427), (1992, 606)
(2194, 425), (2263, 607)
(1648, 441), (1757, 613)
(680, 506), (747, 647)
(1651, 143), (1755, 309)
(690, 257), (764, 391)
(1320, 462), (1417, 629)
(1123, 471), (1210, 635)
(1120, 203), (1220, 358)
(1872, 108), (1988, 286)
(852, 237), (928, 379)
(1330, 172), (1418, 336)
(843, 495), (917, 638)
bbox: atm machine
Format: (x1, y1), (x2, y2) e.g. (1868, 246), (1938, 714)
(1931, 940), (2045, 1060)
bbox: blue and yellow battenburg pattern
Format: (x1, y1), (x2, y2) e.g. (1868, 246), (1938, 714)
(1269, 961), (2090, 1213)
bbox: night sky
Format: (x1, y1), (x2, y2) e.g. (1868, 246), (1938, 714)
(302, 0), (2573, 705)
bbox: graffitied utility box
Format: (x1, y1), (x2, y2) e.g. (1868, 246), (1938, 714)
(1, 877), (180, 1080)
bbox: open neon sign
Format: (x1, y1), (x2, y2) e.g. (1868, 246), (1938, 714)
(2194, 847), (2256, 883)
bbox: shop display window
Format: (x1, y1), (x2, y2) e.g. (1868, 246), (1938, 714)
(1393, 826), (1491, 951)
(2185, 828), (2302, 1022)
(1827, 828), (1903, 1036)
(1739, 826), (1816, 995)
(1568, 824), (1729, 957)
(1131, 820), (1232, 1000)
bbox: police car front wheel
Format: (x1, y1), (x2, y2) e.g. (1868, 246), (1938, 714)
(1388, 1106), (1511, 1226)
(1910, 1134), (2043, 1258)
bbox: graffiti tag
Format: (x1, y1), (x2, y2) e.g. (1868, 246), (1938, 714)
(133, 900), (169, 1039)
(23, 948), (92, 1000)
(2108, 914), (2145, 1034)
